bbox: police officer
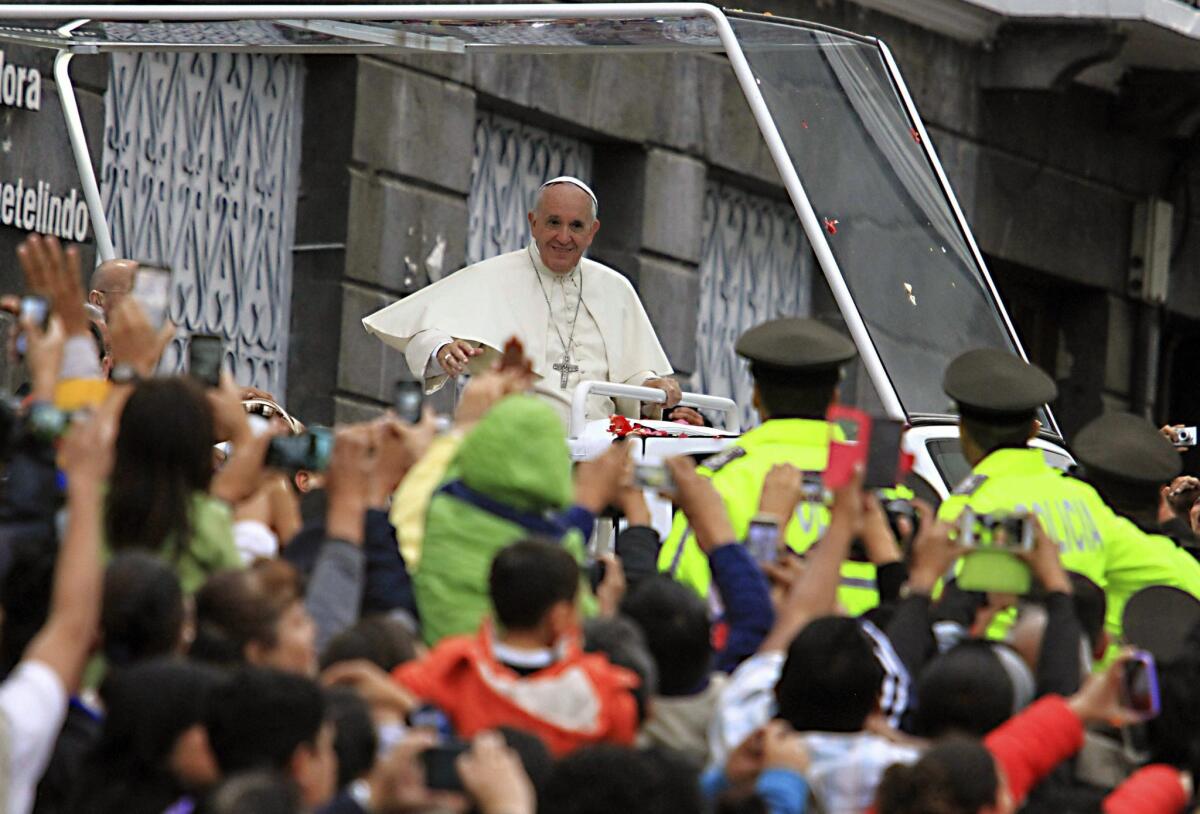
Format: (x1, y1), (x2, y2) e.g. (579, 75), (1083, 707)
(936, 349), (1171, 641)
(658, 318), (879, 614)
(1071, 412), (1200, 638)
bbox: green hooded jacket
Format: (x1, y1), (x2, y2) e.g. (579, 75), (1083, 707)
(414, 395), (591, 645)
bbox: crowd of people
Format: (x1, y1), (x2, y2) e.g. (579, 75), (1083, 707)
(1, 229), (1200, 814)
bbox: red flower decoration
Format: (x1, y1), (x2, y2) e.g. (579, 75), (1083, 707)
(607, 415), (676, 438)
(823, 217), (839, 235)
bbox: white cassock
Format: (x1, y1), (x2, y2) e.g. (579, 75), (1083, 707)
(362, 241), (673, 424)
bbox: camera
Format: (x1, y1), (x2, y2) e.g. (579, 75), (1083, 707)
(264, 427), (333, 473)
(1174, 426), (1198, 447)
(956, 509), (1035, 551)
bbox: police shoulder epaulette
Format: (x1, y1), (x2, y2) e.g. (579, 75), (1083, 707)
(702, 446), (747, 473)
(952, 473), (989, 496)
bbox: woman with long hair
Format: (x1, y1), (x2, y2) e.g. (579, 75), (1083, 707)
(104, 377), (240, 592)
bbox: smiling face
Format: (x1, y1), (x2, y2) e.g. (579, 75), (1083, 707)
(528, 183), (600, 275)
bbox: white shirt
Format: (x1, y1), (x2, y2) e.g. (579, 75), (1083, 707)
(0, 661), (69, 814)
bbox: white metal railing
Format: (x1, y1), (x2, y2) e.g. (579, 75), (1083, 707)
(568, 380), (740, 439)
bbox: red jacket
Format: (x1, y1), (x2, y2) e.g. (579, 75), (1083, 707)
(870, 697), (1187, 814)
(392, 624), (640, 756)
(985, 696), (1187, 814)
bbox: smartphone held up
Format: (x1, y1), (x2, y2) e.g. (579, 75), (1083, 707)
(188, 334), (224, 388)
(131, 264), (172, 330)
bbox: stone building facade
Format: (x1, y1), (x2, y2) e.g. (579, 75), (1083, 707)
(2, 3), (1199, 441)
(312, 3), (1200, 439)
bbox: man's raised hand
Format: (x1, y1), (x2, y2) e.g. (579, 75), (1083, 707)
(108, 296), (174, 379)
(438, 339), (484, 377)
(16, 234), (89, 337)
(663, 456), (735, 552)
(573, 439), (632, 514)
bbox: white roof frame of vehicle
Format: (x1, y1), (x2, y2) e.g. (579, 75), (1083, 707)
(0, 3), (1053, 432)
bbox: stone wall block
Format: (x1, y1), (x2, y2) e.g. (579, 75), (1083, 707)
(380, 51), (473, 85)
(346, 171), (469, 291)
(353, 58), (476, 193)
(937, 133), (1128, 293)
(633, 255), (700, 375)
(337, 283), (410, 403)
(641, 148), (705, 263)
(696, 58), (779, 184)
(334, 395), (385, 425)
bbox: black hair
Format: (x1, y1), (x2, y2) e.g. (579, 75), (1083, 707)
(1146, 621), (1200, 777)
(496, 727), (554, 808)
(959, 414), (1033, 457)
(102, 552), (185, 670)
(191, 562), (303, 667)
(204, 667), (326, 775)
(715, 791), (770, 814)
(489, 539), (579, 631)
(583, 616), (658, 723)
(541, 745), (703, 814)
(914, 641), (1012, 737)
(319, 614), (418, 673)
(324, 687), (376, 789)
(0, 530), (56, 677)
(75, 658), (223, 812)
(204, 771), (302, 814)
(775, 616), (883, 733)
(875, 737), (998, 814)
(106, 377), (215, 559)
(620, 577), (712, 696)
(752, 364), (838, 420)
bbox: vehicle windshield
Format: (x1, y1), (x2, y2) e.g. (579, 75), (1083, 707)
(731, 16), (1019, 416)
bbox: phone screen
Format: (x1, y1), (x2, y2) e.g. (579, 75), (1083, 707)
(1120, 653), (1161, 719)
(188, 334), (223, 388)
(863, 419), (905, 489)
(746, 520), (780, 564)
(19, 296), (49, 330)
(132, 265), (172, 330)
(394, 380), (424, 424)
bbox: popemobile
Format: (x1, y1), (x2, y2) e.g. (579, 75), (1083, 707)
(0, 3), (1072, 535)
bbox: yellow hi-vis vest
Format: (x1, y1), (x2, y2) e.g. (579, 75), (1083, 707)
(658, 418), (879, 616)
(938, 447), (1200, 641)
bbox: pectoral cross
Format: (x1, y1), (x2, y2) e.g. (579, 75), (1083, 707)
(553, 354), (579, 389)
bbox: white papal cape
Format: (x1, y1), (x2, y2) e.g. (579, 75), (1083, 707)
(362, 244), (672, 419)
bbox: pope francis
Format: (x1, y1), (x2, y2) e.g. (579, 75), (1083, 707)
(362, 177), (681, 423)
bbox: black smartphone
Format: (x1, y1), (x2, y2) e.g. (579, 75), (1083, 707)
(131, 264), (172, 330)
(394, 379), (424, 424)
(863, 418), (905, 489)
(188, 334), (224, 388)
(1119, 651), (1161, 719)
(421, 742), (469, 792)
(264, 427), (333, 473)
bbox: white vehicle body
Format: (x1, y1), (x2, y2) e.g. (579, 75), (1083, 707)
(0, 5), (1074, 534)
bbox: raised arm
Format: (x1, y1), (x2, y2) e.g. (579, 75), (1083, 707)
(757, 469), (863, 654)
(23, 398), (117, 692)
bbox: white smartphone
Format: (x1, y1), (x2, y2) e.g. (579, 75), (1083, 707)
(132, 264), (172, 330)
